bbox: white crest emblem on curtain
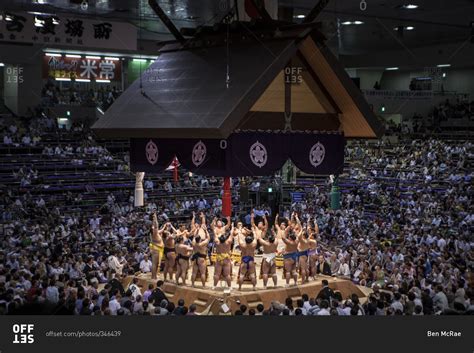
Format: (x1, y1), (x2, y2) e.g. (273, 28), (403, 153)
(309, 142), (325, 167)
(145, 140), (158, 165)
(192, 140), (207, 167)
(249, 141), (268, 168)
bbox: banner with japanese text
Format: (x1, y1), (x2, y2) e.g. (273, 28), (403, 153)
(42, 55), (122, 81)
(0, 12), (136, 50)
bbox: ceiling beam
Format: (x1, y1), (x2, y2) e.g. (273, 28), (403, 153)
(303, 0), (330, 23)
(148, 0), (186, 43)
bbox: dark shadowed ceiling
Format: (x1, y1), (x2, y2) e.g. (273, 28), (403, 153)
(1, 0), (473, 55)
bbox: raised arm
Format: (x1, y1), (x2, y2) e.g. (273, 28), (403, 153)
(202, 224), (210, 240)
(272, 228), (281, 240)
(297, 228), (305, 241)
(241, 225), (251, 235)
(295, 213), (302, 228)
(250, 212), (256, 229)
(224, 216), (231, 231)
(263, 214), (268, 233)
(281, 227), (291, 244)
(223, 230), (233, 246)
(258, 234), (269, 247)
(152, 212), (159, 231)
(157, 222), (167, 234)
(237, 232), (245, 248)
(168, 222), (177, 234)
(191, 211), (196, 229)
(200, 212), (206, 227)
(201, 234), (210, 247)
(314, 220), (319, 235)
(274, 214), (281, 232)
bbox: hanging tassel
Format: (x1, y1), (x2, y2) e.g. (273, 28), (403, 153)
(134, 172), (145, 207)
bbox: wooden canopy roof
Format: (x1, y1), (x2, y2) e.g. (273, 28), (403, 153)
(92, 26), (384, 139)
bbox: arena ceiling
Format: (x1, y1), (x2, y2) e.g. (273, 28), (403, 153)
(2, 0), (473, 55)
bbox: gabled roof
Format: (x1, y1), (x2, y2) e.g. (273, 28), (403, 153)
(92, 26), (384, 139)
(299, 34), (385, 138)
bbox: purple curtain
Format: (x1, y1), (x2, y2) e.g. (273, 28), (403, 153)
(174, 138), (227, 175)
(130, 132), (344, 176)
(226, 132), (288, 176)
(288, 132), (345, 175)
(130, 138), (176, 173)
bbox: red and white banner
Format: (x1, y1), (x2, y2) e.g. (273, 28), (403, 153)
(43, 54), (122, 81)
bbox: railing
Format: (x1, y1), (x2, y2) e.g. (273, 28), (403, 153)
(362, 89), (434, 99)
(363, 89), (471, 100)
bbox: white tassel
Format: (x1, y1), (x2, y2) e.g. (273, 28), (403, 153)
(134, 172), (145, 207)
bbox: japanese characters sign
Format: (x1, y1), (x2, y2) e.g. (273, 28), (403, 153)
(43, 55), (122, 81)
(0, 12), (136, 50)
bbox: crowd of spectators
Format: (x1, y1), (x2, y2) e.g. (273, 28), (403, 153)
(405, 99), (474, 134)
(41, 81), (121, 111)
(1, 110), (52, 147)
(0, 112), (472, 316)
(433, 99), (474, 122)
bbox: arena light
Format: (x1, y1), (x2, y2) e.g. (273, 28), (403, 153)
(385, 67), (399, 71)
(0, 63), (4, 67)
(402, 4), (418, 9)
(442, 72), (447, 78)
(295, 15), (305, 19)
(66, 54), (82, 58)
(75, 78), (91, 82)
(105, 57), (120, 61)
(133, 58), (147, 62)
(342, 21), (364, 25)
(86, 56), (101, 60)
(28, 11), (55, 16)
(55, 78), (71, 81)
(45, 52), (62, 57)
(437, 64), (451, 67)
(66, 111), (71, 117)
(394, 25), (415, 31)
(96, 79), (111, 83)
